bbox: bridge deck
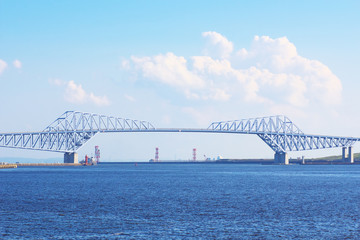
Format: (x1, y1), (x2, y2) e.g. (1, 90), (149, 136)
(2, 128), (360, 140)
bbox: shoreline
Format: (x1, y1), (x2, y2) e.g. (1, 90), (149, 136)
(1, 159), (359, 167)
(16, 163), (82, 167)
(0, 164), (17, 169)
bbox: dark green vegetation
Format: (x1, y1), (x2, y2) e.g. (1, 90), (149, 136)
(311, 152), (360, 161)
(216, 152), (360, 164)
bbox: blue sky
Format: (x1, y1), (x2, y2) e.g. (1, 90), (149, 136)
(1, 1), (360, 161)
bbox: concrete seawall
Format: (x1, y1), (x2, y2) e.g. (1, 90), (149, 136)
(16, 163), (82, 167)
(0, 164), (17, 169)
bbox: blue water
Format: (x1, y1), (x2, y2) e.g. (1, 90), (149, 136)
(1, 163), (360, 239)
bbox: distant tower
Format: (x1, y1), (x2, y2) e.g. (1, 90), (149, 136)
(95, 146), (100, 163)
(193, 148), (196, 161)
(155, 147), (159, 162)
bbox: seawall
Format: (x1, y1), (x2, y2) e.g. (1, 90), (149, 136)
(0, 164), (17, 169)
(16, 163), (82, 167)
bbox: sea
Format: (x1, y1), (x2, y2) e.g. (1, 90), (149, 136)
(1, 163), (360, 239)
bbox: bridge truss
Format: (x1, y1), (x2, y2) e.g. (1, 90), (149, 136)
(0, 111), (358, 156)
(0, 111), (155, 153)
(207, 116), (359, 153)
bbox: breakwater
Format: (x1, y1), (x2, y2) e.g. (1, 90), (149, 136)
(16, 163), (82, 167)
(0, 164), (17, 169)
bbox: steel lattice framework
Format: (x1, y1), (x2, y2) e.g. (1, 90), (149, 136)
(207, 116), (359, 153)
(0, 112), (358, 154)
(0, 111), (155, 153)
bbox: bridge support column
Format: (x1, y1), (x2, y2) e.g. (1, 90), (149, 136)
(342, 147), (348, 162)
(274, 152), (289, 165)
(64, 152), (78, 164)
(348, 146), (354, 163)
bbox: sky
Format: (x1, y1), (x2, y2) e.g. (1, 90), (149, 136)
(1, 0), (360, 161)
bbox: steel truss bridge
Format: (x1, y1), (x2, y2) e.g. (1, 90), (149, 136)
(0, 111), (359, 164)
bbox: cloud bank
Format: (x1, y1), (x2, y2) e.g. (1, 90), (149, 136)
(50, 79), (110, 106)
(123, 33), (342, 111)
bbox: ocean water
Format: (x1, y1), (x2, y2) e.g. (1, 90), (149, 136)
(1, 163), (360, 239)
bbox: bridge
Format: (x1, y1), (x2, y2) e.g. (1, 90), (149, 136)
(0, 111), (359, 165)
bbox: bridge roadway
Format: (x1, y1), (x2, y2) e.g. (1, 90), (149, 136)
(0, 111), (359, 165)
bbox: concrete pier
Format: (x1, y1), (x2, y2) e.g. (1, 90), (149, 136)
(274, 152), (289, 165)
(64, 152), (78, 164)
(0, 164), (17, 169)
(342, 147), (348, 162)
(301, 156), (305, 165)
(348, 146), (354, 163)
(342, 146), (354, 163)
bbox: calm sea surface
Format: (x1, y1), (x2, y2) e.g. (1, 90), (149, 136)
(1, 163), (360, 239)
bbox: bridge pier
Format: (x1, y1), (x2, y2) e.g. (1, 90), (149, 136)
(342, 147), (348, 162)
(348, 146), (354, 163)
(64, 152), (78, 164)
(274, 152), (289, 165)
(342, 147), (354, 163)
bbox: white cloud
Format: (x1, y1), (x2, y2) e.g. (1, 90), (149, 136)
(13, 59), (22, 69)
(209, 88), (231, 101)
(202, 31), (234, 59)
(50, 79), (110, 106)
(131, 52), (205, 89)
(124, 32), (342, 113)
(64, 80), (88, 104)
(0, 59), (7, 75)
(88, 92), (111, 106)
(235, 35), (342, 105)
